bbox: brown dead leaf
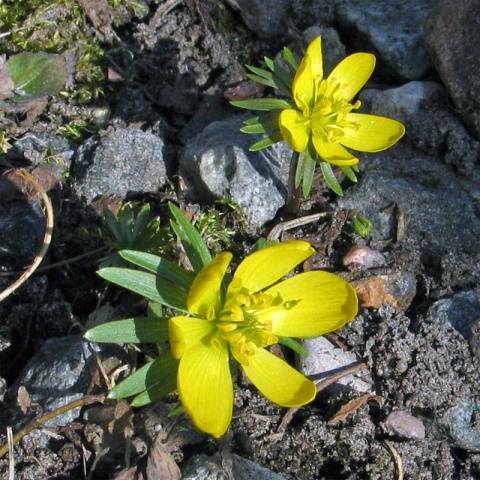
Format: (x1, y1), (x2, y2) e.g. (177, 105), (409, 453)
(328, 394), (384, 425)
(17, 385), (32, 414)
(224, 81), (264, 100)
(145, 436), (181, 480)
(77, 0), (114, 39)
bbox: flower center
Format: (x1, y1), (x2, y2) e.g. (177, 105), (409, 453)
(215, 288), (282, 363)
(303, 78), (360, 143)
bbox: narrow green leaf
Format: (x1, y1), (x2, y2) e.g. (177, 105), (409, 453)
(131, 204), (151, 240)
(253, 238), (279, 250)
(320, 161), (344, 196)
(167, 404), (185, 417)
(85, 316), (169, 344)
(98, 267), (188, 311)
(109, 353), (178, 402)
(230, 98), (291, 111)
(341, 166), (358, 183)
(168, 202), (211, 272)
(249, 133), (282, 151)
(245, 64), (273, 80)
(282, 47), (299, 71)
(271, 62), (293, 92)
(352, 214), (373, 239)
(352, 164), (360, 173)
(243, 116), (261, 126)
(246, 73), (276, 88)
(6, 52), (67, 100)
(302, 154), (316, 198)
(264, 56), (275, 70)
(295, 151), (306, 188)
(278, 336), (310, 357)
(240, 123), (269, 134)
(119, 250), (194, 289)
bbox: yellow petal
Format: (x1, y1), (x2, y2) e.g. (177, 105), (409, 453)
(292, 55), (315, 112)
(187, 252), (232, 317)
(340, 113), (405, 152)
(169, 316), (215, 359)
(306, 36), (323, 79)
(177, 335), (233, 438)
(230, 240), (315, 294)
(327, 53), (376, 101)
(237, 347), (316, 407)
(312, 135), (359, 166)
(278, 109), (310, 152)
(265, 271), (358, 337)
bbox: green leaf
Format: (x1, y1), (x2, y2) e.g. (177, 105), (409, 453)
(270, 62), (293, 92)
(253, 238), (279, 250)
(108, 354), (178, 402)
(168, 202), (212, 273)
(167, 404), (185, 417)
(230, 98), (291, 111)
(282, 47), (299, 71)
(6, 52), (67, 100)
(263, 56), (275, 70)
(98, 267), (188, 311)
(249, 132), (282, 151)
(240, 123), (269, 134)
(245, 64), (273, 80)
(295, 150), (306, 188)
(278, 336), (310, 357)
(341, 166), (358, 183)
(246, 73), (276, 88)
(302, 154), (316, 198)
(119, 250), (194, 290)
(85, 316), (169, 344)
(320, 161), (344, 196)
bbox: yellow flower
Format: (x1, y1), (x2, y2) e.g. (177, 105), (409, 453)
(278, 37), (405, 167)
(169, 240), (358, 437)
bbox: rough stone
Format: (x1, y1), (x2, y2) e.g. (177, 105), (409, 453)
(443, 399), (480, 452)
(336, 0), (436, 79)
(343, 246), (386, 269)
(359, 81), (444, 124)
(73, 128), (168, 203)
(338, 144), (480, 257)
(225, 0), (291, 39)
(383, 410), (426, 440)
(424, 0), (480, 139)
(299, 336), (372, 394)
(182, 453), (288, 480)
(425, 289), (480, 339)
(352, 272), (417, 310)
(12, 336), (121, 427)
(470, 320), (480, 361)
(179, 116), (290, 226)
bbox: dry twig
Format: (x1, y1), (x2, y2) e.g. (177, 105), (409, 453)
(383, 440), (404, 480)
(267, 212), (330, 241)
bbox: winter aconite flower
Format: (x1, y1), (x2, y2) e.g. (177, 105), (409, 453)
(278, 37), (404, 166)
(169, 240), (358, 437)
(232, 36), (405, 196)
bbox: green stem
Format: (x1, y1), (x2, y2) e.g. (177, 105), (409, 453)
(286, 151), (301, 213)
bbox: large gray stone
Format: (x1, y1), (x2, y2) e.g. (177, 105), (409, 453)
(179, 116), (291, 226)
(182, 453), (288, 480)
(443, 399), (480, 452)
(359, 81), (444, 124)
(225, 0), (290, 39)
(14, 336), (120, 427)
(338, 144), (480, 257)
(336, 0), (436, 79)
(426, 290), (480, 339)
(73, 128), (168, 203)
(424, 0), (480, 139)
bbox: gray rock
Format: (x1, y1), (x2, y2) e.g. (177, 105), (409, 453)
(383, 410), (426, 440)
(443, 399), (480, 451)
(14, 336), (120, 427)
(0, 333), (10, 353)
(424, 0), (480, 139)
(73, 128), (168, 203)
(299, 336), (372, 393)
(225, 0), (290, 39)
(338, 144), (480, 257)
(302, 26), (347, 74)
(179, 116), (291, 226)
(336, 0), (436, 79)
(359, 81), (444, 124)
(0, 377), (5, 402)
(343, 246), (386, 269)
(12, 132), (74, 167)
(182, 453), (288, 480)
(426, 290), (480, 339)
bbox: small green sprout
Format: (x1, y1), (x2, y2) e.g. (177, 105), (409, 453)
(352, 214), (373, 238)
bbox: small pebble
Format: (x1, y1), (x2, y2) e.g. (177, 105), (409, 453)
(343, 246), (386, 269)
(384, 410), (426, 440)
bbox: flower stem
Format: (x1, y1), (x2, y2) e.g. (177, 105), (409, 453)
(286, 151), (301, 213)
